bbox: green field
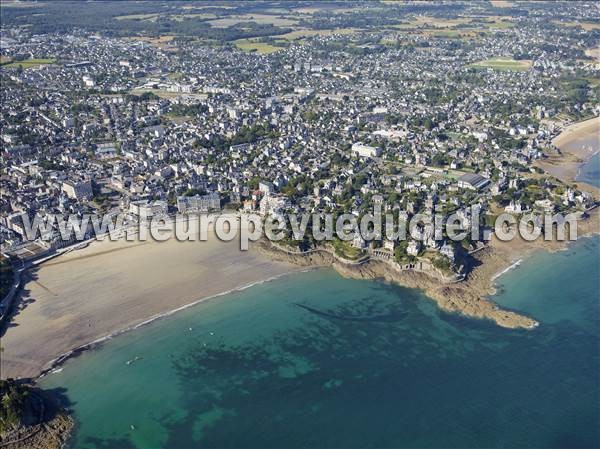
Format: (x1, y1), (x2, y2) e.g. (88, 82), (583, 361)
(234, 39), (282, 54)
(2, 58), (56, 69)
(209, 14), (298, 28)
(468, 57), (531, 71)
(115, 13), (159, 21)
(553, 20), (600, 31)
(431, 29), (467, 38)
(275, 27), (359, 43)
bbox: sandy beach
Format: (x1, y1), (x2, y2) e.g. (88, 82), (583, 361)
(0, 224), (301, 380)
(2, 116), (599, 380)
(536, 116), (600, 197)
(2, 210), (599, 380)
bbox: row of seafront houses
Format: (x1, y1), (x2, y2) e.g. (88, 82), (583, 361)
(1, 185), (458, 271)
(6, 163), (568, 276)
(1, 182), (285, 261)
(0, 190), (222, 262)
(2, 166), (473, 274)
(3, 172), (476, 278)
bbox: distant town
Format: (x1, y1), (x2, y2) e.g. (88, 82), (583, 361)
(1, 0), (598, 286)
(1, 3), (599, 446)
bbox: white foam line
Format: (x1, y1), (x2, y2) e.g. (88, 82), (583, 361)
(576, 149), (599, 181)
(491, 259), (522, 282)
(38, 268), (315, 379)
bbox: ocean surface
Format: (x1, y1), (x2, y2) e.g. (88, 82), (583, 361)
(578, 152), (600, 188)
(41, 236), (600, 449)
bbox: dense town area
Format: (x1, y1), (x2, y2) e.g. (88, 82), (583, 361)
(0, 2), (599, 443)
(1, 1), (599, 289)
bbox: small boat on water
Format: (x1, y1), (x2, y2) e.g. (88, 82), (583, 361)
(126, 356), (142, 365)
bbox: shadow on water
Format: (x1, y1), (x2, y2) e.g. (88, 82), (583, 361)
(158, 285), (599, 449)
(159, 295), (462, 448)
(294, 302), (406, 322)
(38, 385), (75, 421)
(83, 436), (137, 449)
(46, 254), (600, 449)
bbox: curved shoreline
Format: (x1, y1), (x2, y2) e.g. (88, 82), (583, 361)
(259, 206), (600, 331)
(490, 259), (522, 282)
(0, 235), (306, 381)
(32, 230), (583, 381)
(38, 229), (595, 380)
(2, 115), (598, 381)
(540, 116), (600, 196)
(575, 150), (599, 186)
(21, 225), (598, 449)
(259, 241), (539, 330)
(6, 207), (599, 382)
(33, 230), (590, 382)
(35, 268), (312, 381)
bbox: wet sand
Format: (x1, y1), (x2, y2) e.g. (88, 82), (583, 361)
(537, 116), (600, 197)
(3, 207), (598, 379)
(0, 226), (301, 380)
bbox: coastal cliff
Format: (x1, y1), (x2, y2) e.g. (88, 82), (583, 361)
(258, 241), (539, 330)
(0, 381), (74, 449)
(333, 256), (538, 329)
(259, 203), (600, 331)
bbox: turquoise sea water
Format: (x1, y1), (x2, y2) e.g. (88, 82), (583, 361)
(41, 237), (600, 449)
(578, 152), (600, 188)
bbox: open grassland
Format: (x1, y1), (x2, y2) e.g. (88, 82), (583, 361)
(490, 0), (514, 7)
(122, 35), (176, 48)
(171, 13), (217, 22)
(417, 28), (481, 39)
(115, 13), (159, 22)
(294, 6), (364, 14)
(234, 39), (283, 54)
(427, 29), (478, 39)
(469, 57), (531, 71)
(2, 58), (56, 69)
(0, 1), (43, 7)
(553, 20), (600, 31)
(476, 16), (514, 29)
(277, 28), (359, 41)
(411, 16), (473, 28)
(585, 46), (600, 61)
(181, 4), (235, 10)
(209, 14), (298, 28)
(388, 15), (512, 38)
